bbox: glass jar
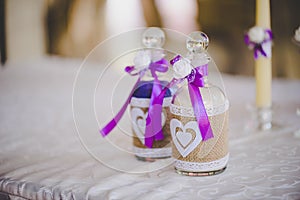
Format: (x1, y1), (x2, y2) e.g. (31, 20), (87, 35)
(170, 32), (229, 175)
(130, 27), (172, 161)
(130, 80), (172, 161)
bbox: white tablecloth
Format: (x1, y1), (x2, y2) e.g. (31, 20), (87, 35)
(0, 57), (300, 200)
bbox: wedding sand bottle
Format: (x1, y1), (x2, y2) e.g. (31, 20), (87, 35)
(130, 27), (172, 161)
(170, 32), (229, 175)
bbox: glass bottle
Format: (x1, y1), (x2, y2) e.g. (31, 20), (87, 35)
(170, 32), (229, 175)
(130, 27), (172, 161)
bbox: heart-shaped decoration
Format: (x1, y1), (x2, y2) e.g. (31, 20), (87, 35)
(131, 107), (166, 145)
(170, 118), (202, 157)
(176, 131), (192, 148)
(137, 118), (146, 129)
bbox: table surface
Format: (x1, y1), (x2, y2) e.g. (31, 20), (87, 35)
(0, 57), (300, 200)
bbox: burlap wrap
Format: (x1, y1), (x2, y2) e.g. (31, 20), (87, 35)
(130, 106), (172, 149)
(171, 110), (228, 163)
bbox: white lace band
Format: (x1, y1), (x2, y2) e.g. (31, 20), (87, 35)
(130, 97), (173, 108)
(174, 153), (229, 172)
(133, 146), (172, 158)
(170, 100), (229, 117)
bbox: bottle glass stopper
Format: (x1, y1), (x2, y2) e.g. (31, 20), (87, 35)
(142, 27), (165, 48)
(186, 31), (209, 53)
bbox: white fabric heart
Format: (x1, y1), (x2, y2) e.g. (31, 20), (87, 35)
(176, 131), (192, 147)
(131, 107), (166, 145)
(170, 118), (202, 157)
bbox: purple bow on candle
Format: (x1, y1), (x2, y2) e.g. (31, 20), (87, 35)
(100, 58), (168, 148)
(169, 56), (214, 141)
(244, 27), (273, 59)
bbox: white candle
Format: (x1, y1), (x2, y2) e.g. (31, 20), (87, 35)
(255, 0), (272, 108)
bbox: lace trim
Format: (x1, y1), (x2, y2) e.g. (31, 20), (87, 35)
(170, 100), (229, 117)
(133, 146), (172, 158)
(130, 97), (172, 108)
(174, 154), (229, 172)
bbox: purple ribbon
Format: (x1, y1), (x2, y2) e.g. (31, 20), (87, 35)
(170, 56), (214, 141)
(187, 66), (213, 140)
(144, 59), (169, 148)
(100, 58), (168, 148)
(244, 29), (273, 59)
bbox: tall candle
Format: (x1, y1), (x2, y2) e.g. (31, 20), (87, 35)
(255, 0), (272, 108)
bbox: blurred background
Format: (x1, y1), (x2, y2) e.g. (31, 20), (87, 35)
(1, 0), (299, 78)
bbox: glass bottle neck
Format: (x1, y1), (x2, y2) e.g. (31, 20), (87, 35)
(203, 76), (209, 87)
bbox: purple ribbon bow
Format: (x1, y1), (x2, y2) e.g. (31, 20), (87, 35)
(170, 56), (214, 141)
(100, 58), (168, 148)
(244, 29), (273, 59)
